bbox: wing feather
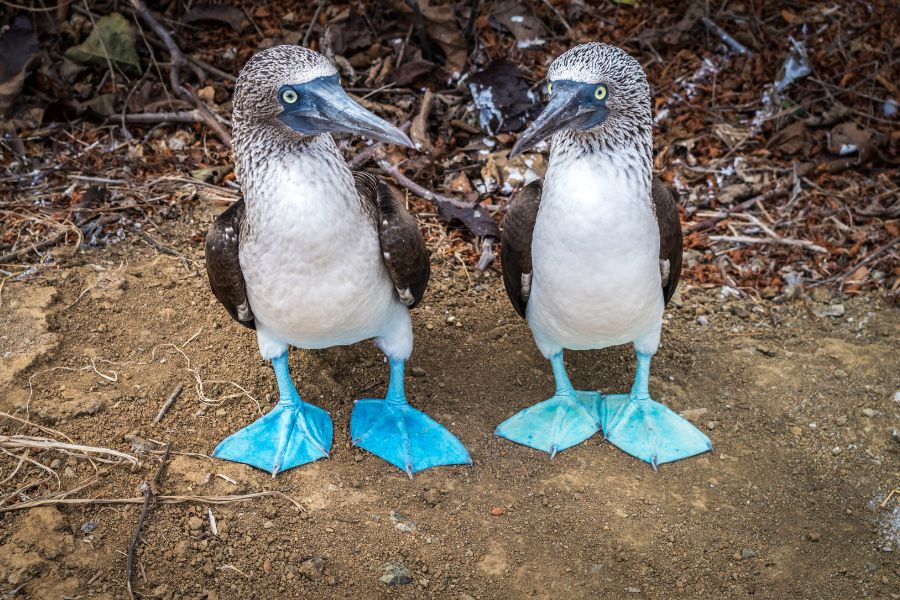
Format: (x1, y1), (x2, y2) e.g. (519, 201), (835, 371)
(500, 180), (543, 319)
(353, 171), (430, 308)
(205, 199), (254, 329)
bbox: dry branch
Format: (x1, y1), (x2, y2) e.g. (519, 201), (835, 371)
(128, 0), (231, 147)
(127, 443), (170, 600)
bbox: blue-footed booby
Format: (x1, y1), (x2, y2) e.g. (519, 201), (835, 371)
(206, 45), (470, 476)
(496, 43), (712, 468)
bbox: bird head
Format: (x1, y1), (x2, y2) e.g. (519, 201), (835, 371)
(510, 43), (651, 157)
(232, 45), (412, 148)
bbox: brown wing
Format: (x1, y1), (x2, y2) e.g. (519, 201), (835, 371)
(353, 171), (430, 308)
(652, 178), (683, 306)
(500, 180), (543, 319)
(205, 199), (254, 329)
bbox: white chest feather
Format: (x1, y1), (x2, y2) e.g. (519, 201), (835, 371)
(239, 143), (401, 349)
(527, 152), (663, 351)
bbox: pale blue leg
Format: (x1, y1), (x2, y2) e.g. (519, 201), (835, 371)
(350, 358), (471, 478)
(495, 352), (602, 457)
(600, 351), (712, 470)
(213, 352), (332, 475)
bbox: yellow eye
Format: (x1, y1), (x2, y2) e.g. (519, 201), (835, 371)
(547, 82), (553, 95)
(594, 84), (608, 101)
(281, 89), (298, 104)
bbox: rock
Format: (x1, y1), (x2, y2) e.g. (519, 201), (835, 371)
(80, 521), (98, 534)
(410, 366), (427, 377)
(740, 548), (757, 560)
(831, 447), (842, 456)
(188, 516), (204, 531)
(732, 304), (750, 319)
(833, 369), (848, 380)
(706, 421), (717, 431)
(810, 287), (831, 303)
(681, 407), (708, 423)
(814, 304), (845, 318)
(490, 507), (505, 516)
(697, 315), (710, 326)
(379, 562), (412, 586)
(298, 557), (325, 580)
(861, 408), (877, 418)
(390, 511), (416, 533)
(807, 532), (821, 542)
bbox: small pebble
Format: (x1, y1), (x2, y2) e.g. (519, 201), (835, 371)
(490, 507), (505, 516)
(697, 315), (710, 326)
(833, 369), (848, 380)
(379, 562), (412, 586)
(740, 548), (757, 560)
(390, 511), (416, 533)
(298, 557), (325, 580)
(831, 447), (842, 456)
(807, 532), (821, 542)
(861, 407), (877, 417)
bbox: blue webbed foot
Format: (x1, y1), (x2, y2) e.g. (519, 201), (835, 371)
(350, 359), (470, 477)
(495, 390), (602, 457)
(495, 352), (602, 457)
(213, 352), (332, 475)
(600, 351), (712, 469)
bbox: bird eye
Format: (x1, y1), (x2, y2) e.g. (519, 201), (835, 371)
(281, 89), (298, 104)
(547, 82), (553, 95)
(594, 84), (608, 101)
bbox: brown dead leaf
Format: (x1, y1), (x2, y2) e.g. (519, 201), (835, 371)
(767, 120), (807, 156)
(417, 0), (468, 75)
(490, 0), (549, 49)
(182, 4), (247, 33)
(828, 122), (876, 163)
(0, 16), (40, 117)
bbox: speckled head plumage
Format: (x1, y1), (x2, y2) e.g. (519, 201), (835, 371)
(233, 45), (337, 128)
(231, 45), (411, 168)
(511, 43), (652, 159)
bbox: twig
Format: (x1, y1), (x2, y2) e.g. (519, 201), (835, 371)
(476, 238), (495, 271)
(702, 17), (751, 56)
(154, 383), (184, 424)
(0, 435), (139, 465)
(687, 188), (787, 233)
(377, 160), (475, 211)
(0, 490), (305, 513)
(115, 110), (217, 125)
(0, 230), (69, 264)
(127, 443), (170, 600)
(128, 0), (232, 147)
(709, 234), (827, 254)
(813, 235), (900, 286)
(302, 0), (326, 48)
(541, 0), (571, 32)
(410, 89), (435, 153)
(347, 122), (410, 170)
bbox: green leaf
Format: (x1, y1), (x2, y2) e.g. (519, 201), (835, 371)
(65, 12), (140, 74)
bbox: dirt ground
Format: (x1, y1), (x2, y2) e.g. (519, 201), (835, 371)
(0, 227), (898, 600)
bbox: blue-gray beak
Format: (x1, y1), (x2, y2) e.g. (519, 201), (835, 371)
(277, 75), (413, 148)
(510, 81), (609, 157)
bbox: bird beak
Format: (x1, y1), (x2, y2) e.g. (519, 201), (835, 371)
(510, 83), (609, 157)
(278, 75), (413, 148)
